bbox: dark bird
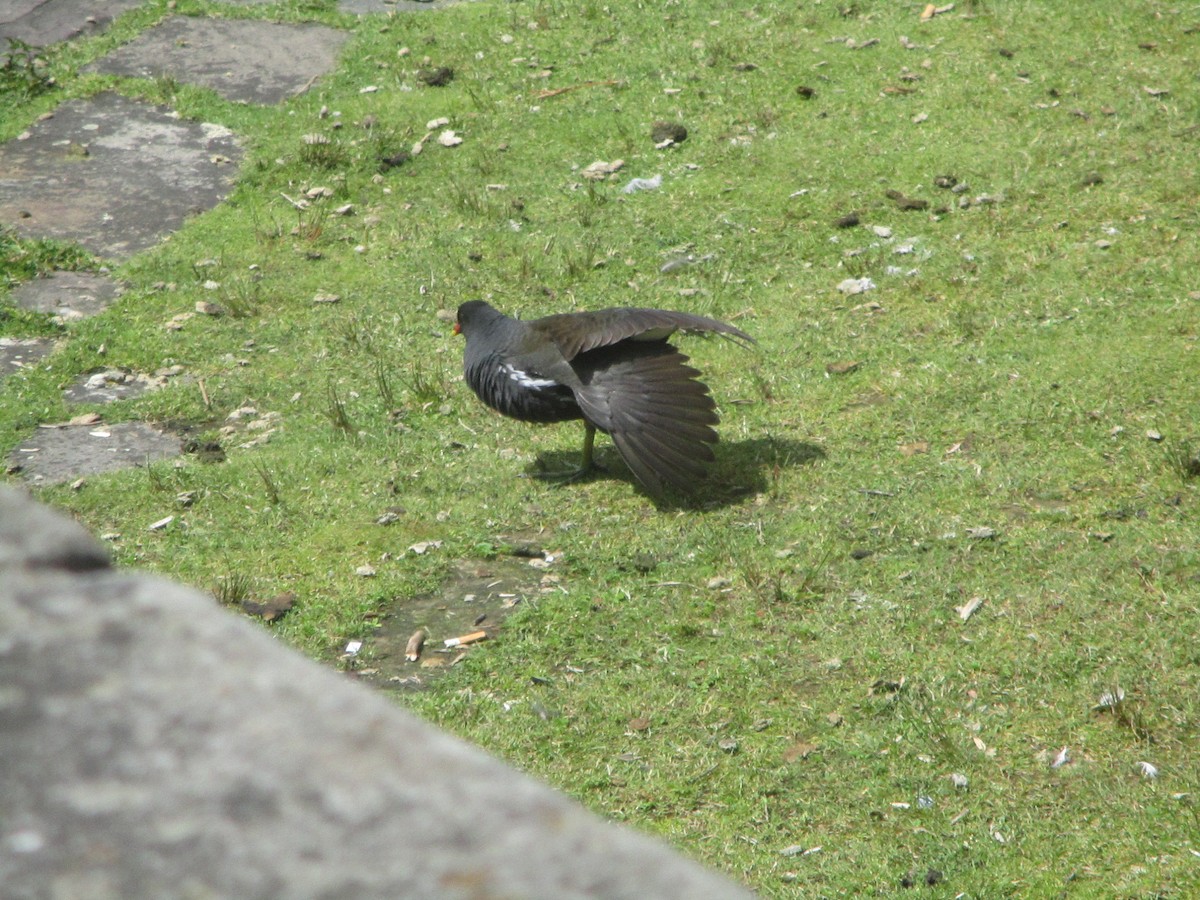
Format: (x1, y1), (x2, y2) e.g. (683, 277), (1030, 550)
(453, 300), (754, 495)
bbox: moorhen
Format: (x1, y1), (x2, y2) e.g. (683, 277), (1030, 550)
(454, 300), (754, 495)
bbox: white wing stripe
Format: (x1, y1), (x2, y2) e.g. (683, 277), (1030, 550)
(501, 363), (558, 390)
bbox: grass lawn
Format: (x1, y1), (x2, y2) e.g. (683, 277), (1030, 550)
(3, 0), (1199, 894)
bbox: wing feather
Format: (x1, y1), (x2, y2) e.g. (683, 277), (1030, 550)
(536, 307), (755, 360)
(572, 342), (725, 495)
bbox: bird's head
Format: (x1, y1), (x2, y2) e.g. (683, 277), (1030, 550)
(454, 300), (500, 338)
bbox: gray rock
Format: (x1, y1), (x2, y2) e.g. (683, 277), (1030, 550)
(0, 487), (752, 899)
(0, 487), (111, 572)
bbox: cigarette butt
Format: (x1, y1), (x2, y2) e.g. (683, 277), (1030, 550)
(920, 3), (936, 19)
(443, 630), (488, 648)
(404, 629), (426, 662)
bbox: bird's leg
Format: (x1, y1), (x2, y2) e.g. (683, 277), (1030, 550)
(578, 421), (596, 471)
(534, 422), (606, 483)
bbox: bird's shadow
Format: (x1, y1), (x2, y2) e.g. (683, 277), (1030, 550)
(527, 434), (825, 511)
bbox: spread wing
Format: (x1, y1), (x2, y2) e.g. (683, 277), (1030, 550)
(570, 342), (721, 495)
(535, 308), (755, 360)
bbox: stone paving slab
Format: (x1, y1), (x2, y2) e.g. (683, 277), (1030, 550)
(0, 337), (56, 383)
(0, 92), (241, 261)
(87, 16), (350, 105)
(0, 0), (142, 51)
(8, 270), (123, 321)
(10, 421), (180, 484)
(63, 367), (164, 404)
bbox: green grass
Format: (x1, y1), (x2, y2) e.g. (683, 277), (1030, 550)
(4, 0), (1200, 894)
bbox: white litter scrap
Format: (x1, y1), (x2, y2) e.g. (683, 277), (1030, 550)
(622, 174), (662, 194)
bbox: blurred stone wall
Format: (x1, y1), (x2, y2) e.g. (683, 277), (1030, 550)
(0, 487), (752, 899)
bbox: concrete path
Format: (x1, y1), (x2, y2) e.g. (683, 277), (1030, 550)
(0, 0), (345, 480)
(0, 92), (242, 259)
(86, 17), (350, 105)
(0, 0), (142, 51)
(0, 338), (57, 381)
(8, 271), (123, 322)
(10, 422), (182, 484)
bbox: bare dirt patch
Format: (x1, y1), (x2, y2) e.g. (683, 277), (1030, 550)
(355, 547), (563, 691)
